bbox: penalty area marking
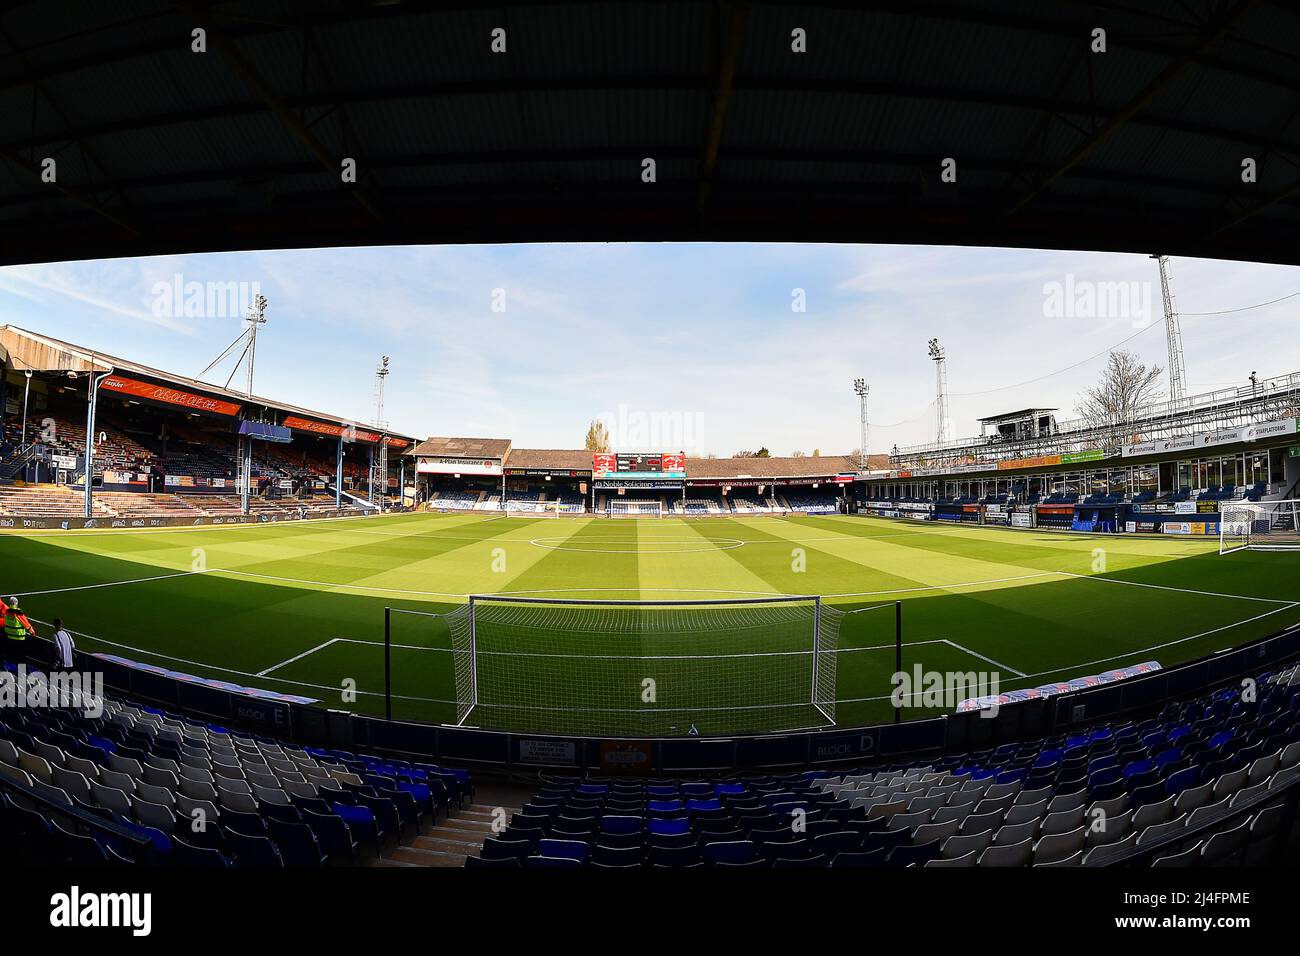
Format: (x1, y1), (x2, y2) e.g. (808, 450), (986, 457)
(12, 568), (208, 598)
(256, 638), (344, 677)
(940, 638), (1028, 678)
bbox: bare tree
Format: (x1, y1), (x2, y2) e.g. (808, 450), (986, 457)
(791, 450), (805, 457)
(1076, 350), (1163, 442)
(584, 419), (610, 452)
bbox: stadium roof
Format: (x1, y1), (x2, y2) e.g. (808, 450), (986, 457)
(505, 448), (597, 470)
(978, 408), (1059, 423)
(0, 324), (414, 443)
(684, 454), (863, 479)
(2, 2), (1298, 267)
(409, 436), (513, 460)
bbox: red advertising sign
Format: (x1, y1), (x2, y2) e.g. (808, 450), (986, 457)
(386, 437), (411, 449)
(100, 375), (241, 417)
(282, 415), (381, 444)
(662, 452), (685, 474)
(593, 452), (616, 477)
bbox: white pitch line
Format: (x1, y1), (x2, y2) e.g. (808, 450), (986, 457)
(209, 567), (470, 599)
(23, 618), (458, 704)
(1012, 602), (1300, 683)
(202, 567), (1069, 602)
(1054, 570), (1297, 605)
(941, 638), (1028, 678)
(256, 638), (343, 676)
(12, 568), (207, 598)
(819, 571), (1061, 599)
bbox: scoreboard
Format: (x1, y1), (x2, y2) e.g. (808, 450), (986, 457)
(593, 452), (686, 479)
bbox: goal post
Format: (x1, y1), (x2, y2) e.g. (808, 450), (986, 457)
(445, 594), (842, 737)
(1221, 499), (1300, 554)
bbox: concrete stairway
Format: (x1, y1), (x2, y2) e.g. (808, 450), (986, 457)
(370, 781), (532, 867)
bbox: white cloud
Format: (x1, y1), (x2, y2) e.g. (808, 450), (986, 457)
(2, 244), (1297, 455)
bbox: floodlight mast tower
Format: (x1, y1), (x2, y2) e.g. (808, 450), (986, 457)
(853, 378), (869, 471)
(927, 338), (949, 446)
(1153, 254), (1187, 410)
(371, 356), (390, 511)
(193, 294), (268, 515)
(241, 295), (268, 515)
(243, 293), (269, 399)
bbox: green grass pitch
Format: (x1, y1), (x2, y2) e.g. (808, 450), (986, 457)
(3, 512), (1298, 736)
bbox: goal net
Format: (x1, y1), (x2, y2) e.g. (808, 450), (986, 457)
(1221, 499), (1300, 554)
(607, 499), (663, 518)
(446, 595), (841, 737)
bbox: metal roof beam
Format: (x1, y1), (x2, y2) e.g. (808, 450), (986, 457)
(182, 1), (381, 222)
(1003, 0), (1261, 217)
(697, 1), (748, 215)
(5, 74), (1296, 168)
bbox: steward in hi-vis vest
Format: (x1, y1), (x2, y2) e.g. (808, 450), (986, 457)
(2, 596), (35, 664)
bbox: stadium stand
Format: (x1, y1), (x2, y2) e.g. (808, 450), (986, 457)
(783, 490), (839, 514)
(94, 493), (204, 519)
(0, 665), (480, 868)
(0, 484), (115, 518)
(428, 490), (481, 511)
(479, 663), (1300, 868)
(554, 494), (585, 514)
(680, 498), (725, 516)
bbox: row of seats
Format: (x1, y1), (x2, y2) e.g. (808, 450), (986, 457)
(0, 664), (473, 867)
(472, 662), (1300, 867)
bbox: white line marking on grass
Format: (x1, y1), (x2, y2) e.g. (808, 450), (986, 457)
(1014, 602), (1300, 683)
(1054, 571), (1296, 605)
(256, 638), (342, 676)
(13, 568), (207, 598)
(209, 568), (471, 599)
(331, 635), (952, 658)
(819, 572), (1061, 598)
(201, 568), (1069, 602)
(941, 638), (1028, 678)
(24, 618), (458, 705)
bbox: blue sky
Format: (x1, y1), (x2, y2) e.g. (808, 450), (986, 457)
(1, 243), (1297, 456)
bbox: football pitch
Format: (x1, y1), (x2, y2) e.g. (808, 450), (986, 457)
(3, 512), (1298, 736)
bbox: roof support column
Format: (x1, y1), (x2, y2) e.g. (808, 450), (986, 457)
(83, 369), (111, 518)
(336, 437), (344, 510)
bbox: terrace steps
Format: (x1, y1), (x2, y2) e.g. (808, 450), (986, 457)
(366, 802), (519, 867)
